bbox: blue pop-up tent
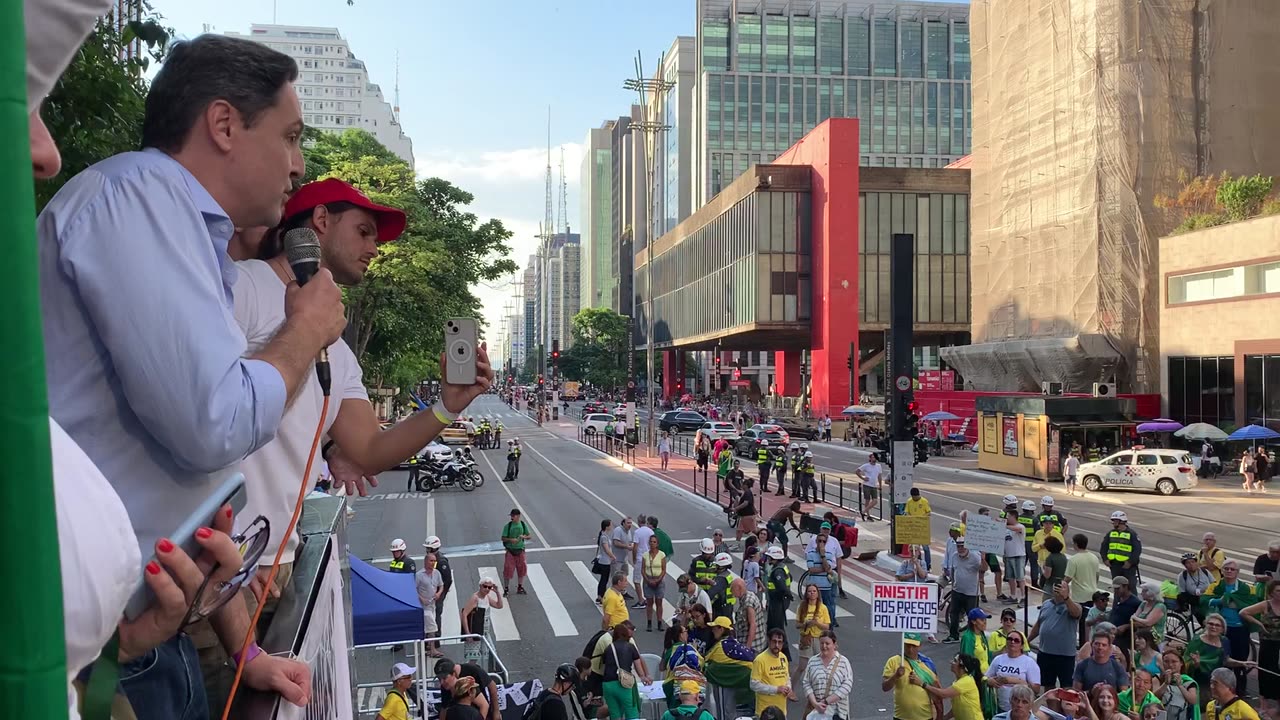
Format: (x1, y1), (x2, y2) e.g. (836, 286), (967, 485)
(351, 555), (424, 645)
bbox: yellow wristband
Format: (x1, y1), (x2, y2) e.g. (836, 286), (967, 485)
(432, 402), (457, 425)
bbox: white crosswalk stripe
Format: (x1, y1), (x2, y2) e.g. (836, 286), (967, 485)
(526, 564), (578, 636)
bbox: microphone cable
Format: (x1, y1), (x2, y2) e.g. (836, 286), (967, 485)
(221, 391), (330, 719)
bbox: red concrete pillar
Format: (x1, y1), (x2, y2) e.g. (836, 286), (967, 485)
(662, 351), (677, 400)
(773, 119), (860, 416)
(773, 350), (802, 397)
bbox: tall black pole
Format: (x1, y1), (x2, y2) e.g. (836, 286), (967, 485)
(888, 233), (915, 551)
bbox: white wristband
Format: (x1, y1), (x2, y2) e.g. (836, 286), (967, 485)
(432, 401), (458, 424)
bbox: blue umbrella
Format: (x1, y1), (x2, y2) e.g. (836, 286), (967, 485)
(923, 410), (962, 422)
(1227, 424), (1280, 441)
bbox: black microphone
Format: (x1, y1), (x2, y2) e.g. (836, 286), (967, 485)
(284, 227), (332, 396)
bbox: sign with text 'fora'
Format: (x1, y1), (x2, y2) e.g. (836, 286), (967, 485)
(871, 582), (939, 634)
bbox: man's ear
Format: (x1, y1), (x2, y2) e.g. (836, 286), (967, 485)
(311, 204), (331, 234)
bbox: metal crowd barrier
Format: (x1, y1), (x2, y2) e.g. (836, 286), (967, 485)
(577, 426), (636, 465)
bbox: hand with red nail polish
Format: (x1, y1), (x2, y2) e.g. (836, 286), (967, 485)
(146, 561), (161, 575)
(157, 538), (174, 553)
(196, 527), (212, 540)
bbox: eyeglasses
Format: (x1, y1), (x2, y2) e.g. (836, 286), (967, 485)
(1008, 637), (1024, 644)
(181, 515), (271, 628)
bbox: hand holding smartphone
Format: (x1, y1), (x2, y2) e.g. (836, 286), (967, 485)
(444, 318), (478, 385)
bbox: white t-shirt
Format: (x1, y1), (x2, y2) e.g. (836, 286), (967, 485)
(858, 462), (883, 487)
(232, 259), (368, 564)
(633, 525), (655, 564)
(1004, 522), (1026, 557)
(986, 652), (1040, 710)
(53, 417), (139, 717)
(1064, 455), (1080, 476)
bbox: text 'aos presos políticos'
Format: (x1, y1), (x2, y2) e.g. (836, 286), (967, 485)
(871, 582), (938, 632)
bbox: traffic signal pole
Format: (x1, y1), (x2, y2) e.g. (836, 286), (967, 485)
(888, 233), (915, 552)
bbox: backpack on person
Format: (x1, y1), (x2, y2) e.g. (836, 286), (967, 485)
(582, 629), (610, 660)
(522, 689), (564, 720)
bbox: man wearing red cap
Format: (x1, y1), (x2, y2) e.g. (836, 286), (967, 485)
(233, 177), (494, 604)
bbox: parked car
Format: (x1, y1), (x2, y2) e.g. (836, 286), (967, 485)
(1078, 449), (1198, 495)
(771, 418), (821, 441)
(399, 440), (454, 468)
(734, 424), (791, 456)
(698, 421), (741, 443)
(583, 401), (608, 415)
(581, 413), (617, 435)
(658, 410), (708, 433)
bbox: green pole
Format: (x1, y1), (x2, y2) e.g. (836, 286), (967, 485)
(0, 0), (67, 715)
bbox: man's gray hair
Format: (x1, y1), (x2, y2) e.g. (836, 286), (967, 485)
(1093, 622), (1117, 638)
(1009, 685), (1035, 704)
(1269, 539), (1280, 552)
(1210, 667), (1236, 691)
(611, 571), (628, 586)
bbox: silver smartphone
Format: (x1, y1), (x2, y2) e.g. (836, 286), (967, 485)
(444, 317), (478, 385)
(122, 471), (247, 621)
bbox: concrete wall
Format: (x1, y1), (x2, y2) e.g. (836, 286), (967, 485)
(1158, 213), (1280, 421)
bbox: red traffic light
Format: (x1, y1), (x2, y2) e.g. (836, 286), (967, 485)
(552, 351), (559, 359)
(907, 401), (919, 413)
(733, 368), (742, 380)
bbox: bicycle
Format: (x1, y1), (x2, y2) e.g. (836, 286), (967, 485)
(1163, 599), (1202, 648)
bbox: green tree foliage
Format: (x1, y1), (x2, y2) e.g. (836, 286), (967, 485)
(36, 10), (171, 209)
(304, 129), (517, 390)
(557, 307), (637, 389)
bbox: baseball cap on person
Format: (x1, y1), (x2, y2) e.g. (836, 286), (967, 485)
(392, 662), (417, 680)
(283, 178), (407, 242)
(709, 616), (733, 630)
(678, 680), (702, 696)
(1111, 576), (1130, 588)
(820, 521), (833, 531)
(967, 608), (992, 621)
(955, 536), (967, 544)
(1001, 608), (1017, 621)
(903, 633), (923, 646)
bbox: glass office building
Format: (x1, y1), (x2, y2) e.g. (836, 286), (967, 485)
(695, 0), (971, 203)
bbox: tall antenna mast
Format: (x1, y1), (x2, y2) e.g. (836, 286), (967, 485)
(557, 148), (569, 235)
(393, 51), (401, 118)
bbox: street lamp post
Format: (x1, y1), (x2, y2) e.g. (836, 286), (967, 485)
(623, 54), (674, 455)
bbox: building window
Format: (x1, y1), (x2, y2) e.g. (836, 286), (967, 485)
(901, 21), (923, 78)
(736, 14), (762, 72)
(765, 15), (789, 73)
(953, 23), (971, 79)
(703, 18), (730, 71)
(792, 16), (817, 74)
(848, 18), (870, 75)
(926, 21), (951, 78)
(1166, 259), (1280, 305)
(873, 18), (897, 76)
(819, 18), (843, 74)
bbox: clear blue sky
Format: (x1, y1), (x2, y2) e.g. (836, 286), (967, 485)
(153, 0), (695, 344)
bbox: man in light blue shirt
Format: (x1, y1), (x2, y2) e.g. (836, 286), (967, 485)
(38, 34), (345, 718)
(805, 523), (840, 627)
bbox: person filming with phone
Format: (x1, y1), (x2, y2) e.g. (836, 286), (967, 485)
(231, 177), (493, 607)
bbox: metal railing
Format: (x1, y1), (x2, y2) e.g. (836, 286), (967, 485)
(352, 634), (508, 719)
(578, 426), (636, 465)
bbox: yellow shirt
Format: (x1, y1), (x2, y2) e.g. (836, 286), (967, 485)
(796, 602), (831, 639)
(950, 675), (984, 720)
(882, 655), (936, 720)
(379, 690), (409, 720)
(603, 587), (629, 629)
(1033, 528), (1065, 565)
(1205, 698), (1261, 720)
(751, 650), (791, 715)
(905, 497), (932, 517)
(1199, 547), (1226, 581)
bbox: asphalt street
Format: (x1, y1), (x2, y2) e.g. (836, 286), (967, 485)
(349, 397), (1279, 719)
(609, 402), (1280, 584)
(347, 396), (906, 720)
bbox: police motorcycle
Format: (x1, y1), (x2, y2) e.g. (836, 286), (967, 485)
(453, 446), (485, 487)
(416, 456), (478, 492)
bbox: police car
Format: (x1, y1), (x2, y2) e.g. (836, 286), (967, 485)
(1077, 449), (1198, 495)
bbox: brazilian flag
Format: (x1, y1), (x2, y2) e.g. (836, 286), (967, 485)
(1, 0), (65, 714)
